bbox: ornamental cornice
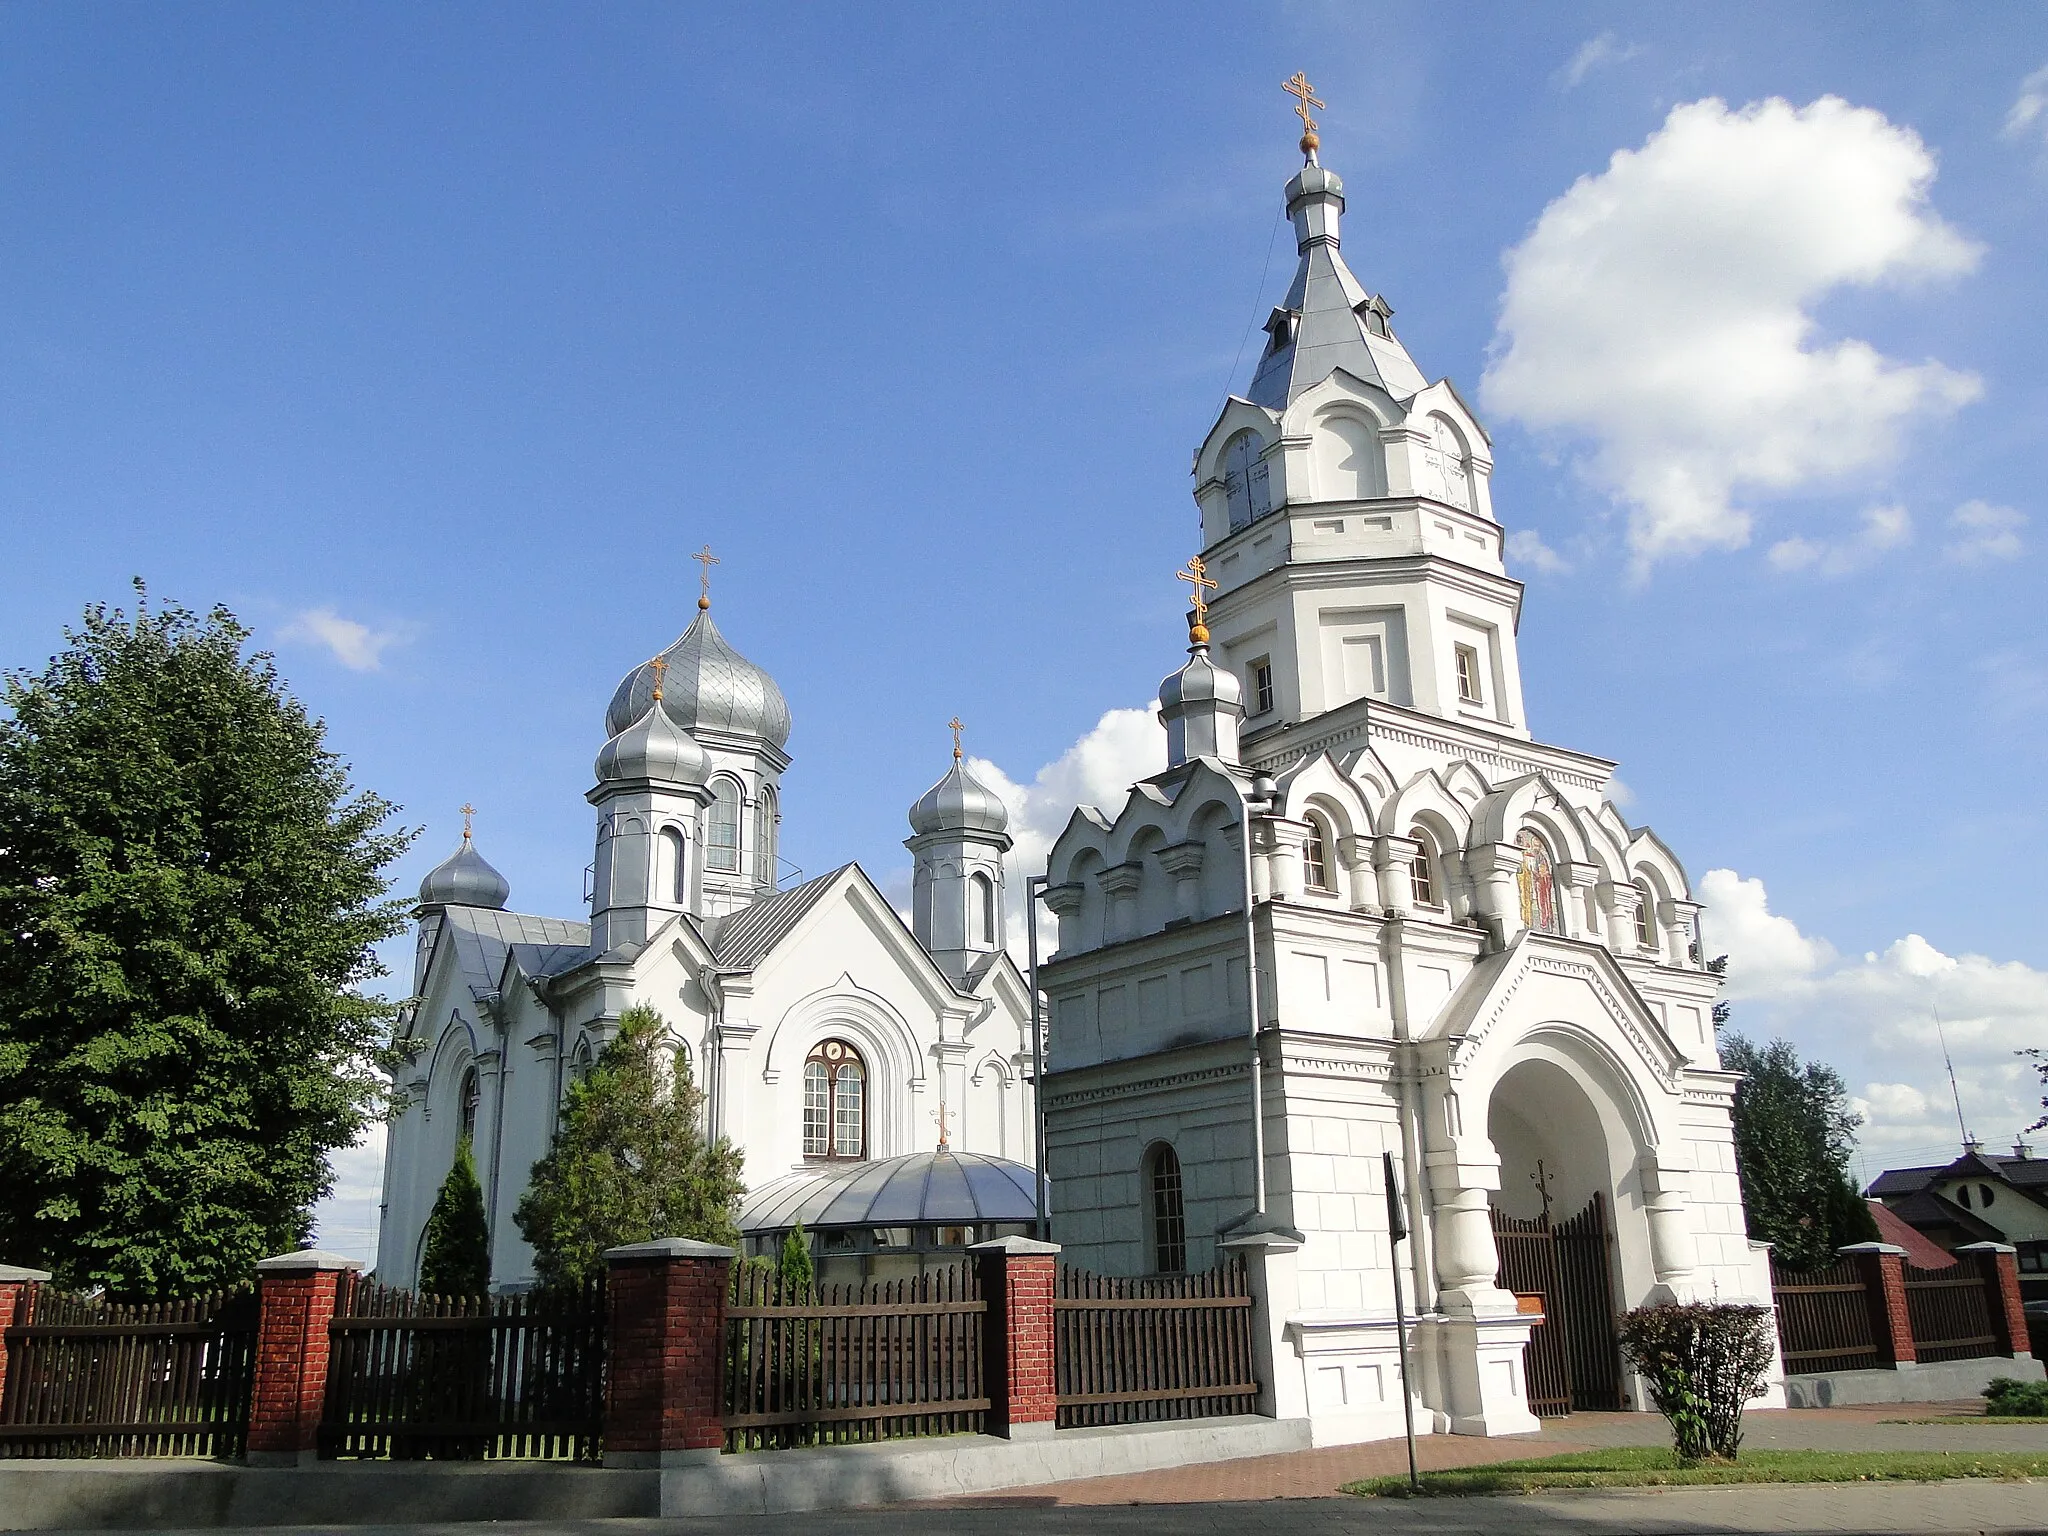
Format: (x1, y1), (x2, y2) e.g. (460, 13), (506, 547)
(1456, 944), (1684, 1091)
(1044, 1060), (1247, 1112)
(1248, 708), (1606, 793)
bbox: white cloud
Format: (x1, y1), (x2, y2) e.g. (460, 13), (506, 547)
(1700, 869), (2048, 1162)
(971, 704), (1166, 895)
(309, 1122), (386, 1268)
(281, 607), (410, 672)
(2002, 64), (2048, 146)
(1555, 33), (1644, 91)
(1943, 499), (2026, 564)
(1507, 527), (1572, 575)
(1483, 97), (1983, 571)
(1767, 503), (1911, 577)
(1603, 776), (1636, 811)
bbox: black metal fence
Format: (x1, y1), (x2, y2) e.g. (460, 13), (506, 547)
(0, 1287), (257, 1459)
(317, 1277), (605, 1461)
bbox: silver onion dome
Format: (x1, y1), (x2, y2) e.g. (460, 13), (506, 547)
(418, 837), (511, 910)
(605, 609), (792, 750)
(908, 757), (1010, 837)
(595, 693), (711, 786)
(1158, 642), (1242, 715)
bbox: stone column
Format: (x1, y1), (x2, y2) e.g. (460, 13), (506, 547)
(1040, 881), (1085, 955)
(602, 1237), (735, 1467)
(1218, 1226), (1307, 1422)
(969, 1236), (1061, 1439)
(1640, 1155), (1700, 1298)
(1472, 842), (1524, 947)
(247, 1250), (362, 1466)
(1157, 841), (1207, 925)
(1267, 818), (1309, 902)
(1955, 1243), (2033, 1361)
(1375, 834), (1419, 917)
(1336, 833), (1379, 914)
(1840, 1242), (1915, 1366)
(1094, 862), (1142, 943)
(0, 1264), (51, 1413)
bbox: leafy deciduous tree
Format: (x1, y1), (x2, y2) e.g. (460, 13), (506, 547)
(514, 1005), (744, 1290)
(1721, 1033), (1880, 1270)
(0, 586), (412, 1296)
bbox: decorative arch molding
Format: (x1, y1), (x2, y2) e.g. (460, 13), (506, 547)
(1626, 827), (1693, 903)
(1376, 769), (1474, 846)
(1192, 396), (1284, 490)
(1278, 366), (1402, 440)
(1274, 752), (1373, 839)
(425, 1011), (482, 1113)
(1470, 774), (1604, 873)
(1441, 761), (1490, 808)
(969, 1049), (1013, 1087)
(759, 973), (927, 1117)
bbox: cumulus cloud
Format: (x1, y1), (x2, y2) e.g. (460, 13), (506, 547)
(1943, 499), (2026, 564)
(309, 1122), (387, 1267)
(1507, 527), (1573, 575)
(1555, 33), (1644, 91)
(1700, 869), (2048, 1163)
(281, 607), (410, 672)
(1767, 503), (1911, 577)
(1483, 97), (1983, 570)
(2003, 64), (2048, 147)
(971, 704), (1166, 892)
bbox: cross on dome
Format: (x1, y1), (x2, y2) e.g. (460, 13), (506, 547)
(1282, 70), (1324, 159)
(459, 802), (476, 841)
(948, 716), (965, 761)
(1177, 554), (1218, 642)
(691, 544), (719, 610)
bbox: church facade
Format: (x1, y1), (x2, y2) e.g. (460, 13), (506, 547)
(1039, 136), (1779, 1442)
(377, 599), (1038, 1291)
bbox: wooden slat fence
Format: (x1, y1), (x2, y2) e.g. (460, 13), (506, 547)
(721, 1264), (986, 1451)
(0, 1287), (256, 1459)
(1769, 1255), (1883, 1373)
(1052, 1261), (1257, 1429)
(1903, 1258), (1999, 1364)
(318, 1276), (605, 1461)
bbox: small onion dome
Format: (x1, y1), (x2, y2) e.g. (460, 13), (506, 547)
(418, 838), (511, 910)
(1158, 641), (1242, 716)
(605, 610), (792, 750)
(738, 1150), (1044, 1236)
(908, 758), (1009, 837)
(595, 695), (711, 786)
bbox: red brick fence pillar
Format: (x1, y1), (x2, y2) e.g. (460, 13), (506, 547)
(1956, 1242), (2035, 1362)
(247, 1249), (362, 1466)
(1840, 1242), (1915, 1367)
(970, 1235), (1060, 1440)
(602, 1237), (734, 1467)
(0, 1263), (52, 1414)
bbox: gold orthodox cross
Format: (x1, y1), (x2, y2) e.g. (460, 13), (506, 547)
(459, 803), (476, 841)
(1177, 554), (1218, 629)
(691, 544), (719, 606)
(1283, 71), (1324, 144)
(649, 655), (667, 701)
(932, 1101), (951, 1151)
(949, 716), (965, 761)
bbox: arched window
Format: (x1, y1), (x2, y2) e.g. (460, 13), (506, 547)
(803, 1040), (866, 1160)
(971, 871), (996, 945)
(458, 1065), (481, 1140)
(659, 827), (686, 905)
(755, 785), (778, 884)
(1633, 881), (1656, 948)
(1302, 815), (1332, 891)
(708, 778), (742, 873)
(1223, 431), (1271, 531)
(1516, 830), (1560, 934)
(1427, 417), (1471, 511)
(1409, 829), (1437, 908)
(1147, 1143), (1187, 1274)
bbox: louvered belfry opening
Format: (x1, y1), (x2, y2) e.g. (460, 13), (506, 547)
(1490, 1192), (1623, 1416)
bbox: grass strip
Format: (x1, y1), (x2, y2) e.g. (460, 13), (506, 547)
(1880, 1415), (2048, 1425)
(1345, 1446), (2048, 1497)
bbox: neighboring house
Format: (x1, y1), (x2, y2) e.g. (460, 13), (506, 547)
(1869, 1143), (2048, 1300)
(1865, 1199), (1958, 1270)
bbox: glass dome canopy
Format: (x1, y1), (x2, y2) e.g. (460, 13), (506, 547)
(740, 1150), (1043, 1253)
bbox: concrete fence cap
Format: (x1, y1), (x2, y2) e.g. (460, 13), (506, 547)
(603, 1237), (737, 1262)
(255, 1249), (365, 1273)
(1836, 1242), (1908, 1256)
(1954, 1241), (2018, 1254)
(966, 1236), (1062, 1255)
(0, 1264), (53, 1282)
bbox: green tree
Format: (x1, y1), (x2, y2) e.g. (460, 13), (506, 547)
(419, 1136), (491, 1296)
(778, 1222), (814, 1298)
(0, 586), (412, 1297)
(1721, 1034), (1880, 1270)
(514, 1005), (744, 1289)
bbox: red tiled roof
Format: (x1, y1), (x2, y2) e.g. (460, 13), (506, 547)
(1868, 1199), (1956, 1268)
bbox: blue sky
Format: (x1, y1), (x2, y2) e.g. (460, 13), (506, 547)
(5, 3), (2046, 1257)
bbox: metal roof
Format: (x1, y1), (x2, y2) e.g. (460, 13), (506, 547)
(708, 864), (850, 969)
(605, 608), (792, 749)
(441, 906), (590, 999)
(739, 1151), (1043, 1234)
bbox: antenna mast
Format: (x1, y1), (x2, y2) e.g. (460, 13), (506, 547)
(1933, 996), (1972, 1148)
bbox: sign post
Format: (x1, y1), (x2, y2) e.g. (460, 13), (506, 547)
(1382, 1150), (1421, 1493)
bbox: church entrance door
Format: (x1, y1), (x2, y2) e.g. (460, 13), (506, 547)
(1491, 1192), (1622, 1415)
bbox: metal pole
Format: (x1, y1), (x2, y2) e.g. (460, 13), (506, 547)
(1027, 872), (1050, 1239)
(1383, 1151), (1421, 1492)
(1239, 777), (1271, 1215)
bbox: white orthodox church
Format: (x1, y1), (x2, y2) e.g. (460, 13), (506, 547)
(1039, 128), (1779, 1441)
(377, 594), (1040, 1291)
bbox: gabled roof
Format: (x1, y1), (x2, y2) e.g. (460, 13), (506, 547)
(706, 864), (852, 969)
(436, 906), (590, 1000)
(1881, 1187), (2006, 1245)
(1866, 1200), (1956, 1268)
(1867, 1164), (1942, 1198)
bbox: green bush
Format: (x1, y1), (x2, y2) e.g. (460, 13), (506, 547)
(1618, 1302), (1776, 1462)
(1983, 1377), (2048, 1417)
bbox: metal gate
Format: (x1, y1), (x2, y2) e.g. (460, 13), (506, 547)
(1490, 1191), (1622, 1416)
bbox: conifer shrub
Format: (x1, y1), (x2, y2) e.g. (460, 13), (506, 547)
(1983, 1377), (2048, 1417)
(778, 1222), (815, 1299)
(419, 1135), (491, 1296)
(1618, 1302), (1776, 1462)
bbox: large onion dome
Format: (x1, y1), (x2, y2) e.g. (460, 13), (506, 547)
(418, 836), (511, 910)
(605, 609), (792, 750)
(908, 757), (1010, 837)
(595, 693), (711, 786)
